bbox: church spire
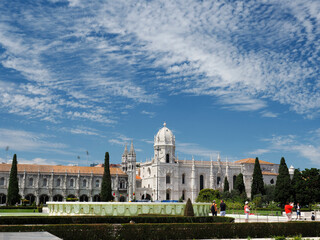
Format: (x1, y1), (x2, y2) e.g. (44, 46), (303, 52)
(122, 143), (128, 156)
(129, 140), (135, 155)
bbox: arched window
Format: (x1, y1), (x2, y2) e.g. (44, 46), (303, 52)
(148, 168), (151, 177)
(95, 179), (100, 187)
(70, 179), (74, 187)
(56, 178), (61, 187)
(233, 175), (237, 189)
(166, 189), (170, 200)
(0, 177), (4, 186)
(200, 175), (204, 190)
(182, 190), (185, 200)
(42, 178), (47, 187)
(28, 178), (33, 186)
(270, 179), (274, 184)
(217, 177), (221, 185)
(166, 154), (170, 163)
(182, 174), (185, 184)
(82, 179), (87, 188)
(120, 180), (125, 189)
(166, 175), (171, 184)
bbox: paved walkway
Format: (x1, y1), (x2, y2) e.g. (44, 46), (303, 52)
(0, 232), (61, 240)
(227, 213), (318, 222)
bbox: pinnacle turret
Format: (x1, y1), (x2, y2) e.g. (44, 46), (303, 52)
(129, 141), (135, 155)
(122, 143), (128, 156)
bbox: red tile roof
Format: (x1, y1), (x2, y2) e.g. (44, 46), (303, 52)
(234, 158), (274, 165)
(262, 171), (278, 176)
(0, 163), (126, 175)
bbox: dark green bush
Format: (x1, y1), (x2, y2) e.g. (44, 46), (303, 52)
(0, 206), (35, 209)
(0, 215), (233, 225)
(184, 198), (194, 216)
(0, 222), (319, 240)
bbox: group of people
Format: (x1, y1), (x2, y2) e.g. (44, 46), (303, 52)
(210, 200), (250, 222)
(285, 202), (316, 221)
(210, 200), (226, 217)
(211, 200), (316, 222)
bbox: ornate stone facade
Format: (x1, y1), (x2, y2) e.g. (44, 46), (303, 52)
(0, 164), (128, 204)
(133, 123), (281, 202)
(0, 123), (287, 205)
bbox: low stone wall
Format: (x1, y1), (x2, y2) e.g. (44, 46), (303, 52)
(47, 202), (211, 217)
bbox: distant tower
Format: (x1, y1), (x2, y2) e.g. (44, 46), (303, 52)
(127, 141), (136, 201)
(154, 122), (176, 163)
(121, 144), (128, 172)
(289, 165), (295, 179)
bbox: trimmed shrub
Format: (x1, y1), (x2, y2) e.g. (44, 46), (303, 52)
(0, 222), (319, 240)
(0, 216), (234, 225)
(184, 198), (194, 216)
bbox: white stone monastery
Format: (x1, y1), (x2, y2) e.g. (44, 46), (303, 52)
(0, 123), (292, 205)
(123, 123), (286, 202)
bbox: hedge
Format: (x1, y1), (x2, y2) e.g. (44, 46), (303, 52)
(0, 222), (319, 240)
(0, 206), (36, 209)
(0, 216), (234, 225)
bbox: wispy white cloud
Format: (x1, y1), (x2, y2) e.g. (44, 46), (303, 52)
(261, 111), (278, 118)
(176, 142), (219, 159)
(248, 148), (271, 156)
(255, 131), (320, 166)
(108, 134), (132, 146)
(17, 157), (57, 165)
(0, 0), (319, 124)
(141, 110), (155, 118)
(0, 128), (67, 153)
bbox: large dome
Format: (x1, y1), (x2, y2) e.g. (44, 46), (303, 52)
(154, 122), (175, 146)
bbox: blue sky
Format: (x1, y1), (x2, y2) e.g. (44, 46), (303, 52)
(0, 0), (319, 169)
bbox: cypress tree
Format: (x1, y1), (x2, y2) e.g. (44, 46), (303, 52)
(184, 198), (194, 216)
(100, 152), (113, 202)
(223, 176), (229, 192)
(291, 169), (305, 205)
(251, 157), (265, 199)
(234, 173), (246, 195)
(274, 157), (291, 204)
(7, 154), (20, 205)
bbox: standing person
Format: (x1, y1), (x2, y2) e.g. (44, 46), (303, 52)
(285, 202), (293, 221)
(296, 203), (301, 220)
(210, 200), (217, 216)
(220, 200), (226, 216)
(244, 201), (250, 222)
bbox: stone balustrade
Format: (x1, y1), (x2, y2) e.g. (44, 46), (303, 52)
(47, 202), (211, 217)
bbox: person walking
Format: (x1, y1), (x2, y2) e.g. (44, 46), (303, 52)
(211, 200), (217, 216)
(244, 201), (250, 222)
(220, 200), (226, 216)
(296, 203), (301, 220)
(285, 202), (293, 221)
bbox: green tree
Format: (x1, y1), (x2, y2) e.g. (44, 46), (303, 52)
(100, 152), (113, 202)
(184, 198), (194, 216)
(263, 184), (275, 203)
(196, 188), (220, 202)
(301, 168), (320, 204)
(251, 157), (265, 199)
(224, 176), (229, 192)
(291, 169), (305, 205)
(7, 154), (20, 205)
(274, 157), (291, 205)
(234, 173), (246, 195)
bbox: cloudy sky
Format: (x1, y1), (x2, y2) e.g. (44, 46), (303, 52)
(0, 0), (319, 169)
